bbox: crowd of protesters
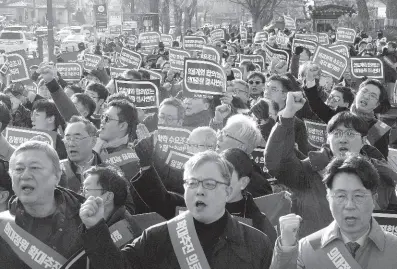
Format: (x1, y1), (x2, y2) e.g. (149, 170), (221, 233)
(0, 22), (397, 269)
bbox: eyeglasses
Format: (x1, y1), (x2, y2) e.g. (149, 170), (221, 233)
(329, 191), (372, 205)
(101, 114), (121, 123)
(331, 130), (361, 139)
(80, 187), (104, 195)
(217, 129), (245, 144)
(63, 135), (90, 143)
(360, 89), (379, 101)
(188, 143), (215, 151)
(248, 80), (262, 85)
(184, 178), (229, 190)
(158, 114), (178, 123)
(264, 86), (283, 93)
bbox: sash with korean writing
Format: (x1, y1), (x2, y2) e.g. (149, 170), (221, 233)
(61, 219), (135, 269)
(0, 210), (67, 269)
(367, 120), (391, 146)
(167, 211), (211, 269)
(308, 231), (362, 269)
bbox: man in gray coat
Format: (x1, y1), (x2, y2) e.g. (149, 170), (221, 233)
(271, 155), (397, 269)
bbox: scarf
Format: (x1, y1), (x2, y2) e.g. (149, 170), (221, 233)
(350, 104), (375, 122)
(101, 135), (129, 154)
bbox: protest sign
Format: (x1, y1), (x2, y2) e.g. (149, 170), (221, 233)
(118, 47), (142, 69)
(276, 32), (289, 49)
(373, 211), (397, 236)
(295, 34), (319, 43)
(103, 148), (139, 167)
(23, 80), (37, 93)
(160, 34), (173, 48)
(56, 62), (82, 81)
(303, 119), (327, 149)
(336, 27), (356, 44)
(240, 26), (248, 41)
(194, 30), (205, 37)
(183, 58), (226, 98)
(292, 38), (318, 55)
(83, 54), (102, 71)
(232, 68), (242, 79)
(7, 53), (29, 82)
(109, 25), (122, 35)
(240, 54), (265, 71)
(210, 29), (225, 42)
(144, 69), (163, 80)
(313, 46), (348, 80)
(115, 79), (159, 109)
(254, 192), (292, 229)
(139, 32), (161, 50)
(4, 127), (57, 147)
(350, 57), (384, 79)
(165, 150), (193, 171)
(182, 36), (206, 51)
(110, 67), (129, 78)
(254, 32), (268, 43)
(318, 33), (330, 45)
(127, 35), (137, 47)
(328, 44), (350, 58)
(156, 126), (192, 160)
(169, 48), (191, 71)
(0, 60), (9, 75)
(264, 44), (290, 66)
(201, 45), (221, 64)
(252, 148), (266, 172)
(283, 15), (296, 30)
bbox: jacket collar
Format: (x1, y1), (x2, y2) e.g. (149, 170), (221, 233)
(218, 212), (252, 263)
(308, 144), (384, 172)
(69, 150), (102, 176)
(321, 218), (385, 251)
(106, 206), (127, 226)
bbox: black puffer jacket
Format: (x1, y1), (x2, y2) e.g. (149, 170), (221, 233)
(0, 187), (86, 269)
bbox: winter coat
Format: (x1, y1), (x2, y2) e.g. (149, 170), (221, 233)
(131, 166), (277, 245)
(11, 104), (32, 128)
(82, 212), (273, 269)
(270, 218), (397, 269)
(0, 187), (86, 269)
(265, 117), (397, 238)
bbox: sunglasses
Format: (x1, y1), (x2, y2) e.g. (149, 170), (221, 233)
(248, 80), (262, 85)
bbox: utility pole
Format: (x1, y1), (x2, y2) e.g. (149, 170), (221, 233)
(47, 0), (55, 62)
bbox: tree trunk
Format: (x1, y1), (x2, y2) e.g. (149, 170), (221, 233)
(173, 0), (182, 37)
(355, 0), (370, 31)
(252, 12), (262, 32)
(162, 0), (170, 34)
(386, 0), (397, 29)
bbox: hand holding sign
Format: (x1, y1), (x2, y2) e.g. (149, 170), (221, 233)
(280, 213), (302, 247)
(80, 196), (105, 229)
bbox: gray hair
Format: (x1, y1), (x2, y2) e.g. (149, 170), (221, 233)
(224, 114), (262, 154)
(9, 141), (61, 177)
(67, 115), (98, 136)
(184, 150), (234, 185)
(188, 127), (217, 147)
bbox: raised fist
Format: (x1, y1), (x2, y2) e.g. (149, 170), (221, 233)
(79, 196), (104, 229)
(280, 213), (302, 247)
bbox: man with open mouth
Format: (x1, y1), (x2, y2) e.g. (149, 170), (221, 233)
(79, 151), (274, 269)
(272, 155), (397, 269)
(265, 92), (397, 238)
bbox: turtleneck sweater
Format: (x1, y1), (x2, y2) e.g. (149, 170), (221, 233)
(193, 211), (228, 260)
